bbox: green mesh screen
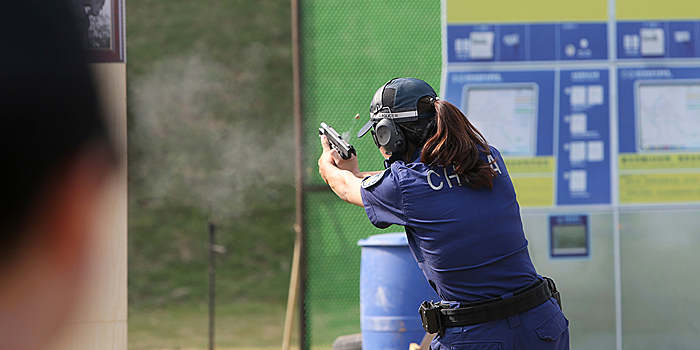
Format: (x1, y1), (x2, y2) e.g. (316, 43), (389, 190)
(299, 1), (441, 348)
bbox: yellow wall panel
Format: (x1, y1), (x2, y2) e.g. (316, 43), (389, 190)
(504, 156), (555, 173)
(617, 0), (700, 20)
(512, 176), (554, 207)
(620, 154), (700, 170)
(620, 173), (700, 203)
(447, 0), (608, 23)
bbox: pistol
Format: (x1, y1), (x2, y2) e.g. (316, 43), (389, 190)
(319, 122), (356, 160)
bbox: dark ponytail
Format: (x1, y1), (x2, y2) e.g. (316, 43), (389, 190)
(421, 100), (497, 189)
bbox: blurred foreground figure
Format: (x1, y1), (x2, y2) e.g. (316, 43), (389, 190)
(0, 1), (116, 349)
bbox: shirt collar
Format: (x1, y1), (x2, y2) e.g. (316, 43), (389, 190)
(409, 147), (423, 163)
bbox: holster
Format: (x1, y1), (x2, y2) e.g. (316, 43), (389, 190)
(418, 301), (444, 335)
(543, 276), (563, 310)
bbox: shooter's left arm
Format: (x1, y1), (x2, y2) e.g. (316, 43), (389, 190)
(318, 136), (364, 207)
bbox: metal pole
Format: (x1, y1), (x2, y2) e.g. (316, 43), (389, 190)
(208, 222), (216, 350)
(282, 224), (302, 350)
(291, 0), (308, 349)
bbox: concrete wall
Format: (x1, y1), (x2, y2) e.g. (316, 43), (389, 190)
(49, 63), (128, 350)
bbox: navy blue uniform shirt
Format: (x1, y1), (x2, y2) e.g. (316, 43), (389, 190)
(361, 146), (538, 302)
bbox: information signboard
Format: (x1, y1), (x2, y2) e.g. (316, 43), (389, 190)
(557, 69), (611, 205)
(443, 0), (611, 209)
(618, 67), (700, 204)
(462, 84), (538, 156)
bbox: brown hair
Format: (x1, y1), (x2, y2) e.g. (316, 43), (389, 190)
(421, 100), (497, 189)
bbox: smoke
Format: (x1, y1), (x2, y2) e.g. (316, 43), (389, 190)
(130, 51), (294, 220)
(340, 114), (361, 141)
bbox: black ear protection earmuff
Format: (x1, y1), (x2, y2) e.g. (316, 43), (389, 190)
(371, 117), (407, 156)
(369, 78), (408, 156)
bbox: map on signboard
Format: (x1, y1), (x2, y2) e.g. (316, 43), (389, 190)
(463, 85), (538, 156)
(637, 82), (700, 151)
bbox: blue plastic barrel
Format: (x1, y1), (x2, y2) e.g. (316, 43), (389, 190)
(358, 233), (439, 350)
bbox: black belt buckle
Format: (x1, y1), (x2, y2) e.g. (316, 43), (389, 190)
(419, 301), (444, 335)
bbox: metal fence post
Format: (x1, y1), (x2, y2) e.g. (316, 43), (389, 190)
(208, 222), (216, 350)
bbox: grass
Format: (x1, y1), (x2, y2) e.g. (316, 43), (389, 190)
(128, 301), (300, 350)
(128, 185), (296, 308)
(128, 300), (366, 350)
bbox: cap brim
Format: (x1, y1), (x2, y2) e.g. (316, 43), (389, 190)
(357, 120), (374, 138)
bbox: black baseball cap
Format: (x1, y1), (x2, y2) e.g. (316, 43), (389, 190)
(357, 78), (438, 138)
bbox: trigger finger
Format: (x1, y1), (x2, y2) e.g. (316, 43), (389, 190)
(320, 135), (331, 150)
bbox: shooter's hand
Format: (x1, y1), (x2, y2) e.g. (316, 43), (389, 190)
(319, 135), (361, 178)
(318, 135), (364, 207)
(318, 135), (335, 185)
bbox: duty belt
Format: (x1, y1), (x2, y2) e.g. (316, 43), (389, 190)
(419, 277), (562, 335)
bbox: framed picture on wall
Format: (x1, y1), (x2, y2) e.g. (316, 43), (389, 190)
(72, 0), (125, 62)
(550, 214), (589, 258)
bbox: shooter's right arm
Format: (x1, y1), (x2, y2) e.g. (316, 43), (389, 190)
(318, 135), (363, 207)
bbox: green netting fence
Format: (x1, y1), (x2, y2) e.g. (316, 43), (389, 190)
(298, 1), (441, 348)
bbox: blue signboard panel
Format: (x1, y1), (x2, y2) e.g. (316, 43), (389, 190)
(617, 66), (700, 205)
(560, 23), (608, 61)
(447, 24), (498, 62)
(499, 24), (528, 61)
(557, 69), (610, 205)
(529, 24), (557, 61)
(446, 23), (607, 63)
(444, 70), (555, 156)
(618, 67), (700, 153)
(668, 21), (698, 58)
(617, 20), (700, 59)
